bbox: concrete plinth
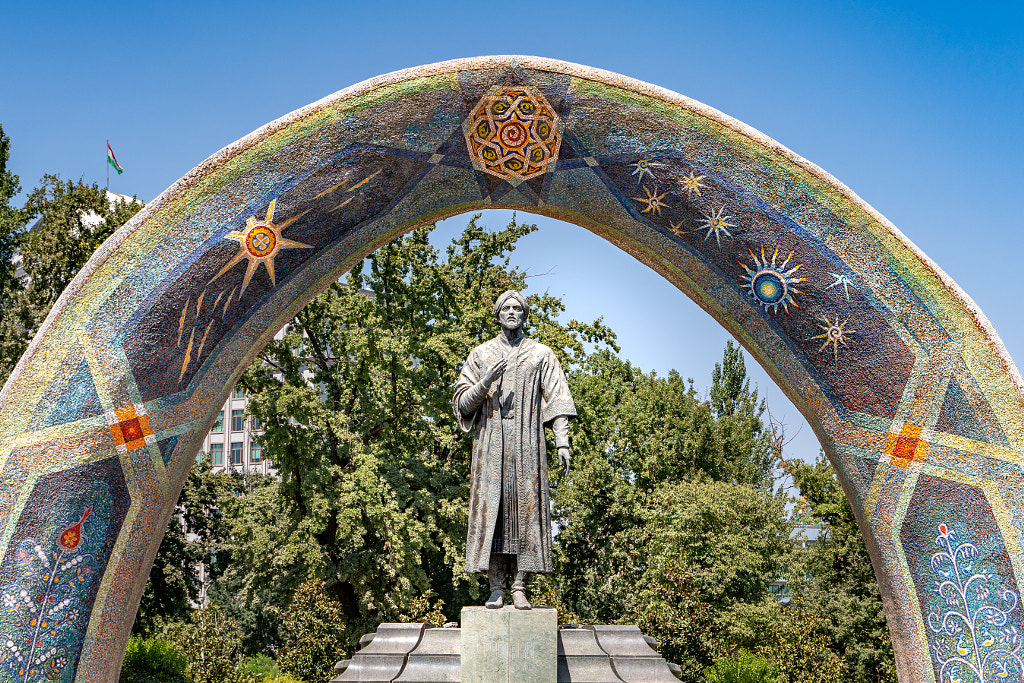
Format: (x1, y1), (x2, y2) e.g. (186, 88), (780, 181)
(333, 623), (425, 682)
(460, 606), (557, 683)
(592, 625), (680, 683)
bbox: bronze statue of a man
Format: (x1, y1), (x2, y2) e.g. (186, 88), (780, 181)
(453, 290), (576, 610)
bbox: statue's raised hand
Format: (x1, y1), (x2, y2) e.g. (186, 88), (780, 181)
(481, 358), (507, 388)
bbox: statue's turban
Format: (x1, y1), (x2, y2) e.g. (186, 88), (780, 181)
(494, 290), (529, 319)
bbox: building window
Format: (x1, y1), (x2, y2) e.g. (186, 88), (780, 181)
(231, 409), (244, 432)
(210, 443), (224, 466)
(251, 416), (262, 431)
(250, 443), (262, 463)
(212, 411), (224, 433)
(233, 386), (245, 398)
(230, 442), (243, 465)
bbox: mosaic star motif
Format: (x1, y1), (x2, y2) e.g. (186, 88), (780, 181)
(211, 199), (312, 298)
(811, 314), (855, 360)
(826, 272), (856, 299)
(633, 186), (669, 215)
(883, 423), (929, 469)
(105, 404), (154, 454)
(463, 86), (561, 182)
(681, 171), (706, 198)
(697, 206), (736, 246)
(631, 159), (665, 183)
(738, 243), (808, 314)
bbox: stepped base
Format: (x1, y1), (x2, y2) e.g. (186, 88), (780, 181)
(332, 617), (680, 683)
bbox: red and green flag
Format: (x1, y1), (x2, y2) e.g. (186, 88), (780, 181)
(106, 141), (123, 175)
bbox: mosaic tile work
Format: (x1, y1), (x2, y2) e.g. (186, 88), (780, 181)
(0, 56), (1021, 682)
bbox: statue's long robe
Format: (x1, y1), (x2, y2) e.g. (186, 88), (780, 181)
(454, 334), (576, 574)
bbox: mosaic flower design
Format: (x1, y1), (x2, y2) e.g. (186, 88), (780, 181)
(927, 523), (1024, 682)
(0, 508), (95, 683)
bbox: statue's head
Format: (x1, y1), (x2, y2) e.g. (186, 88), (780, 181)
(494, 290), (528, 332)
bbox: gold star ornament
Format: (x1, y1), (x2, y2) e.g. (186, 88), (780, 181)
(211, 199), (311, 297)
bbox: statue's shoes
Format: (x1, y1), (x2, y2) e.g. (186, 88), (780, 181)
(485, 590), (504, 609)
(511, 590), (532, 610)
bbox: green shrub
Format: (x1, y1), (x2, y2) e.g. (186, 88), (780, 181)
(168, 605), (256, 683)
(704, 650), (779, 683)
(264, 677), (306, 683)
(119, 636), (190, 683)
(242, 654), (282, 681)
(279, 578), (346, 683)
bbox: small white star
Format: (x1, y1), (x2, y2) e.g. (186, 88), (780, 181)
(697, 206), (736, 246)
(826, 273), (856, 299)
(680, 171), (707, 198)
(631, 159), (665, 184)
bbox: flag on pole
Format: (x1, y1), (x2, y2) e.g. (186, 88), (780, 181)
(106, 141), (123, 175)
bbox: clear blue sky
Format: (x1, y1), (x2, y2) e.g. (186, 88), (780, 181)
(3, 1), (1022, 461)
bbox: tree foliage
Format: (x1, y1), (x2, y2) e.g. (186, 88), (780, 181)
(119, 637), (190, 683)
(134, 461), (240, 636)
(0, 154), (142, 384)
(784, 455), (897, 683)
(550, 345), (787, 630)
(168, 604), (255, 683)
(278, 578), (346, 683)
(0, 125), (29, 381)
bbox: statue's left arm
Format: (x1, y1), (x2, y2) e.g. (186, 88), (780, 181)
(540, 348), (577, 477)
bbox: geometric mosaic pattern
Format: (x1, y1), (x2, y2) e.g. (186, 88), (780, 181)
(0, 56), (1022, 682)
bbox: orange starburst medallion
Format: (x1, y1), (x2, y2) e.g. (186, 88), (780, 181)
(212, 199), (311, 297)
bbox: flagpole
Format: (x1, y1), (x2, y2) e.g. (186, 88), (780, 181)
(106, 140), (109, 191)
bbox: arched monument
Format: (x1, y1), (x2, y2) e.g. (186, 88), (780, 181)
(0, 56), (1021, 682)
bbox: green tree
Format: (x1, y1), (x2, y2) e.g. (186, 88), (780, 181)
(704, 650), (779, 683)
(710, 341), (776, 489)
(784, 456), (896, 682)
(278, 578), (347, 683)
(169, 604), (255, 683)
(758, 600), (846, 683)
(209, 473), (292, 655)
(0, 170), (142, 385)
(134, 461), (240, 636)
(119, 637), (190, 683)
(227, 215), (617, 651)
(551, 343), (786, 626)
(0, 125), (29, 381)
(630, 480), (791, 676)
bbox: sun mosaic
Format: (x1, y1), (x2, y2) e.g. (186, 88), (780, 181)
(463, 86), (561, 183)
(697, 206), (736, 246)
(738, 243), (808, 314)
(211, 199), (312, 297)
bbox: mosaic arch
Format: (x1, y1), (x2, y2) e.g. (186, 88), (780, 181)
(0, 56), (1022, 682)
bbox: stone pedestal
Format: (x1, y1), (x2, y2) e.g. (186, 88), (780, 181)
(333, 623), (425, 682)
(460, 606), (557, 683)
(592, 625), (680, 683)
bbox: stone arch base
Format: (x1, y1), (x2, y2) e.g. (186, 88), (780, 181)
(1, 57), (1022, 683)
